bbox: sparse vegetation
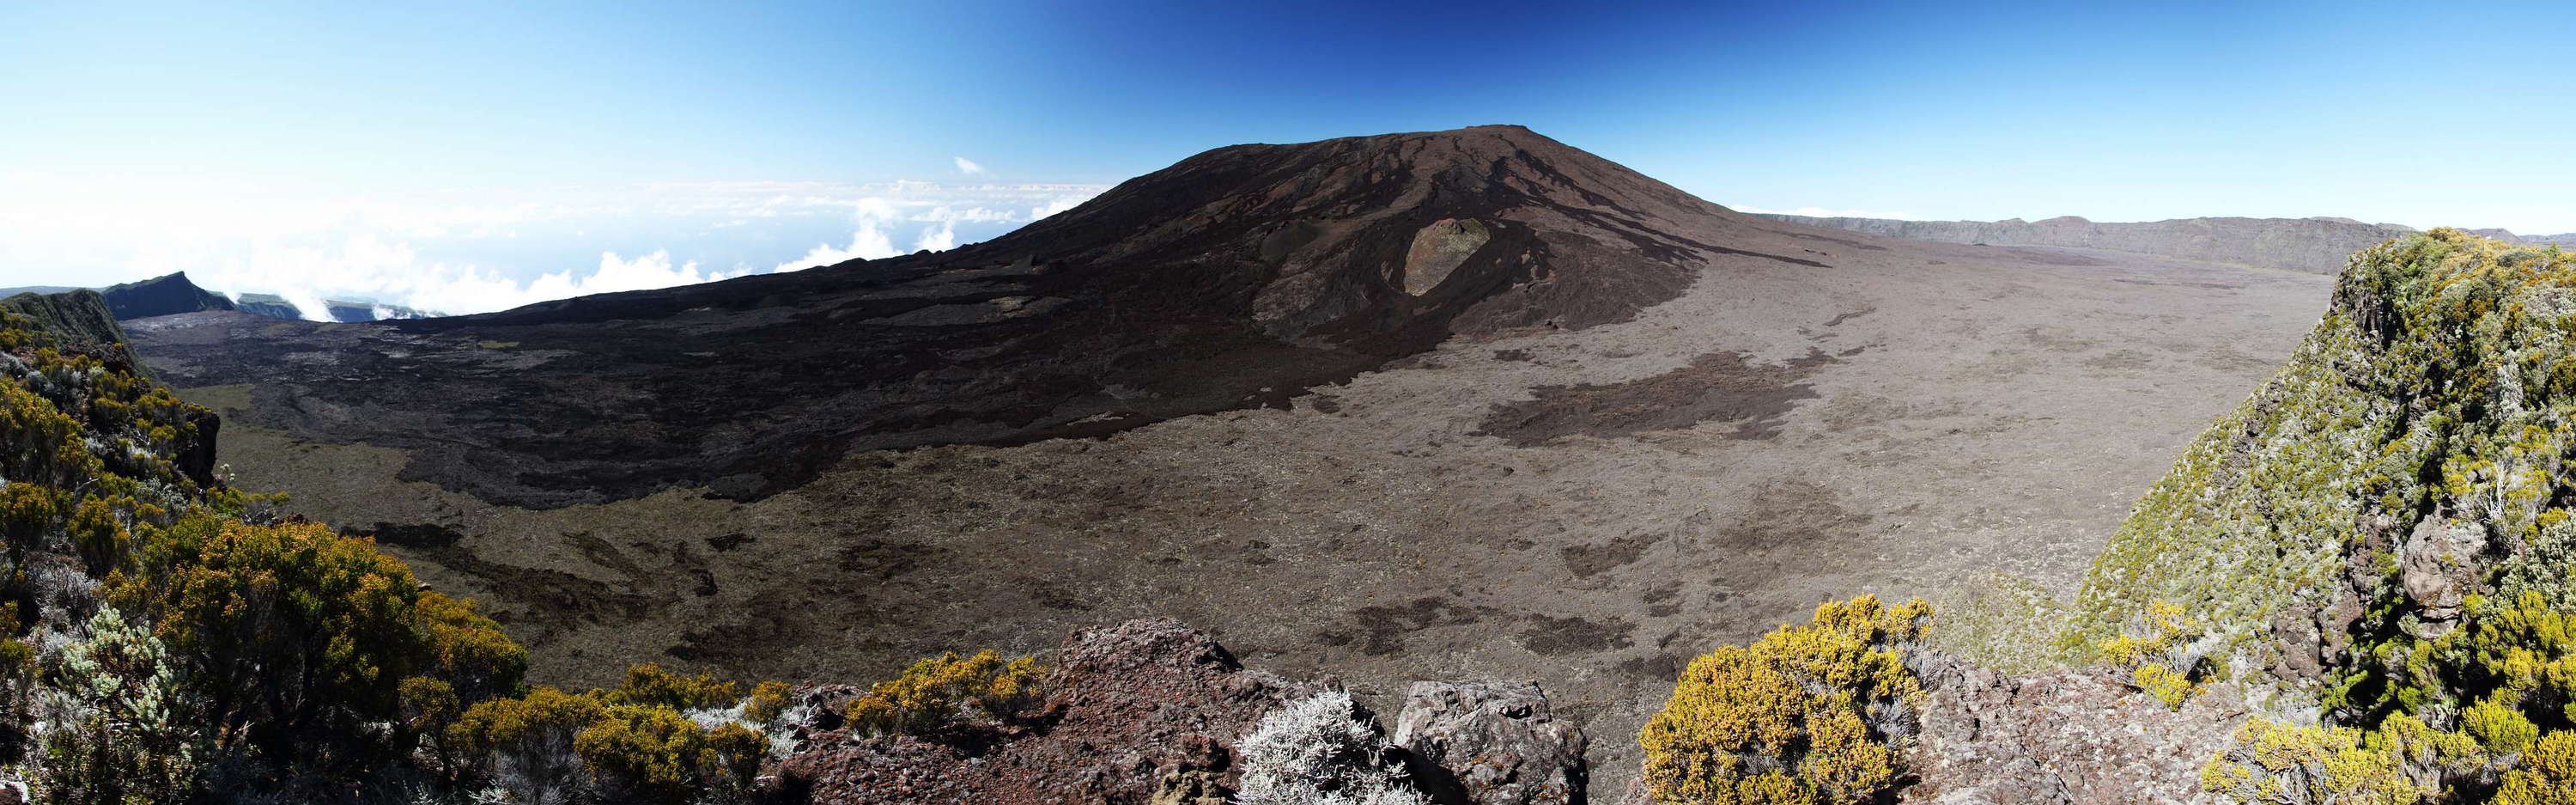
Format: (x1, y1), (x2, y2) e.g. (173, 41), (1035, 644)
(1929, 570), (2075, 674)
(1637, 595), (1929, 805)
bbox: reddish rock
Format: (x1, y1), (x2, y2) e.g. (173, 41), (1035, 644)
(777, 619), (1322, 805)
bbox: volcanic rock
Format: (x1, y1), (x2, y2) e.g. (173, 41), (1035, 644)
(1393, 680), (1586, 805)
(2399, 515), (2486, 632)
(1903, 652), (2246, 804)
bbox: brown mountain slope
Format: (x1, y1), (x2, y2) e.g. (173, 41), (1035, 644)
(132, 125), (1820, 509)
(126, 127), (2337, 790)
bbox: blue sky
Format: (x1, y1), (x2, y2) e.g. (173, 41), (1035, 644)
(7, 1), (2575, 313)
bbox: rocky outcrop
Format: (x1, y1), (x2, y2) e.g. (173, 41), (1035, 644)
(778, 619), (1326, 805)
(1903, 653), (2245, 804)
(775, 621), (1598, 805)
(1758, 213), (2419, 274)
(1394, 680), (1586, 805)
(1, 290), (137, 369)
(98, 271), (234, 320)
(2397, 515), (2484, 633)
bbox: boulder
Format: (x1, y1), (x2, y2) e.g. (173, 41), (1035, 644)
(2400, 515), (2487, 632)
(1393, 680), (1586, 805)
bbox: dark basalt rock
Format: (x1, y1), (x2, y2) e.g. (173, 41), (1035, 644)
(129, 125), (1815, 508)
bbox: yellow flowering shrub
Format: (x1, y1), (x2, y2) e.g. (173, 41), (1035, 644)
(2498, 730), (2576, 805)
(1637, 595), (1930, 805)
(2098, 600), (2205, 710)
(2200, 717), (2477, 805)
(745, 680), (793, 724)
(573, 704), (768, 804)
(845, 649), (1046, 739)
(601, 662), (739, 711)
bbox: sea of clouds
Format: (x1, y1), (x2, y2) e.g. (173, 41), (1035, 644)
(0, 172), (1106, 317)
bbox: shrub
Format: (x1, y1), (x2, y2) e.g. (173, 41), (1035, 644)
(2467, 695), (2543, 754)
(452, 673), (781, 805)
(64, 497), (125, 576)
(2198, 717), (2476, 805)
(1233, 690), (1427, 805)
(845, 649), (1044, 740)
(2498, 730), (2576, 804)
(106, 515), (524, 779)
(744, 680), (793, 725)
(2097, 600), (2207, 710)
(602, 662), (739, 711)
(33, 607), (204, 805)
(0, 381), (94, 489)
(416, 591), (527, 703)
(110, 516), (430, 771)
(1637, 595), (1929, 805)
(572, 703), (766, 804)
(398, 676), (465, 779)
(0, 483), (59, 567)
(449, 686), (608, 805)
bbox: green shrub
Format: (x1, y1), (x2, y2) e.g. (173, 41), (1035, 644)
(2467, 694), (2543, 754)
(2203, 716), (2483, 805)
(34, 607), (204, 805)
(108, 515), (524, 777)
(1637, 595), (1929, 805)
(398, 676), (464, 779)
(453, 679), (775, 804)
(64, 497), (125, 576)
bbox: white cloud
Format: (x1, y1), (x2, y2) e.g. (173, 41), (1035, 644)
(188, 235), (751, 316)
(1, 176), (1109, 314)
(913, 218), (956, 253)
(953, 156), (986, 175)
(774, 198), (904, 271)
(1030, 195), (1085, 220)
(1728, 204), (1919, 220)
